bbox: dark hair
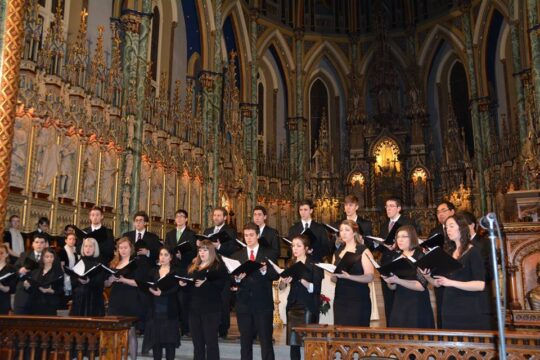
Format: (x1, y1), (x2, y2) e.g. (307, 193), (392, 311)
(344, 195), (359, 204)
(459, 211), (477, 227)
(395, 225), (419, 250)
(37, 217), (50, 226)
(175, 209), (188, 218)
(385, 197), (402, 208)
(33, 234), (47, 242)
(438, 201), (456, 211)
(298, 199), (314, 209)
(133, 211), (149, 222)
(243, 222), (259, 234)
(253, 205), (267, 216)
(288, 234), (312, 266)
(214, 207), (228, 217)
(444, 214), (472, 257)
(64, 224), (76, 232)
(9, 215), (20, 222)
(40, 247), (61, 271)
(158, 246), (174, 260)
(90, 206), (103, 214)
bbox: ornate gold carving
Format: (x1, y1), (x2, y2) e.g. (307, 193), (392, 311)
(0, 0), (26, 234)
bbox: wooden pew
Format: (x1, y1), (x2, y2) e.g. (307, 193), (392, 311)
(0, 315), (136, 360)
(294, 325), (540, 359)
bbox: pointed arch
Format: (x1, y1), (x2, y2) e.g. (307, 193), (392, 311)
(473, 0), (510, 46)
(257, 29), (295, 71)
(197, 0), (215, 69)
(303, 40), (349, 79)
(359, 41), (408, 77)
(418, 24), (465, 68)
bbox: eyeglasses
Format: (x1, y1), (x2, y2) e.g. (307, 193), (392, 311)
(436, 208), (450, 214)
(384, 205), (398, 209)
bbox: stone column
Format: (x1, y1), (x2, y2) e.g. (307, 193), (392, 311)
(212, 0), (223, 209)
(294, 28), (304, 200)
(461, 5), (487, 213)
(0, 0), (26, 234)
(250, 7), (259, 208)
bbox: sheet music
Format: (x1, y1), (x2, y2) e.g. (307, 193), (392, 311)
(266, 258), (284, 274)
(236, 238), (247, 247)
(315, 263), (337, 273)
(0, 272), (14, 281)
(221, 256), (242, 273)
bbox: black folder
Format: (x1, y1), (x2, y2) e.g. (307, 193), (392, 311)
(376, 256), (418, 279)
(222, 256), (263, 276)
(279, 261), (309, 281)
(24, 274), (64, 288)
(103, 260), (137, 276)
(323, 223), (339, 235)
(335, 251), (363, 274)
(195, 231), (234, 244)
(301, 228), (318, 245)
(258, 236), (270, 248)
(173, 241), (194, 255)
(415, 246), (463, 276)
(22, 257), (40, 271)
(144, 273), (178, 291)
(63, 261), (102, 279)
(419, 233), (445, 249)
(0, 272), (16, 283)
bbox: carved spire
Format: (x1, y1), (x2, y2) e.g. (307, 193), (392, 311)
(38, 1), (65, 75)
(88, 26), (107, 98)
(65, 9), (89, 87)
(171, 80), (181, 136)
(107, 23), (122, 107)
(24, 0), (43, 62)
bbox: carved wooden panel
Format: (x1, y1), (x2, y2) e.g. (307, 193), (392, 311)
(295, 325), (540, 360)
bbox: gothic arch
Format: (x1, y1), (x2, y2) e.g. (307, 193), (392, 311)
(418, 24), (466, 68)
(359, 41), (408, 78)
(304, 41), (349, 80)
(197, 0), (214, 69)
(221, 1), (252, 100)
(368, 132), (403, 158)
(187, 52), (201, 77)
(473, 0), (511, 46)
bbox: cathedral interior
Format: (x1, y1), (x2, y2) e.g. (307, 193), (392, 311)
(0, 0), (539, 356)
(2, 0), (539, 237)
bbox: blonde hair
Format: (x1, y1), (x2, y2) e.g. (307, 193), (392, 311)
(82, 237), (100, 258)
(110, 237), (134, 267)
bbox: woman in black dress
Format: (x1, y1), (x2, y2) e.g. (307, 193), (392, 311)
(422, 214), (487, 330)
(279, 234), (323, 360)
(0, 243), (17, 314)
(179, 240), (226, 360)
(24, 248), (64, 315)
(142, 247), (180, 360)
(70, 237), (106, 316)
(332, 219), (374, 326)
(105, 237), (140, 359)
(382, 225), (434, 328)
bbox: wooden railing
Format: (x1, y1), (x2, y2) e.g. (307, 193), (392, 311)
(0, 315), (136, 360)
(294, 325), (540, 359)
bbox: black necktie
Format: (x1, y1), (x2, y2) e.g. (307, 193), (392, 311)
(137, 232), (142, 242)
(304, 222), (309, 231)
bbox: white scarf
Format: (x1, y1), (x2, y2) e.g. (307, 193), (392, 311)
(63, 244), (77, 293)
(9, 228), (24, 256)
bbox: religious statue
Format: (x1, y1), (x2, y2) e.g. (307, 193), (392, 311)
(191, 180), (201, 225)
(413, 175), (427, 208)
(34, 118), (60, 194)
(495, 184), (506, 222)
(150, 164), (164, 217)
(122, 188), (131, 222)
(165, 174), (176, 220)
(9, 104), (31, 188)
(124, 151), (133, 185)
(178, 174), (189, 210)
(127, 115), (135, 149)
(81, 135), (99, 203)
(526, 262), (540, 310)
(58, 125), (79, 197)
(100, 141), (118, 206)
(139, 159), (150, 211)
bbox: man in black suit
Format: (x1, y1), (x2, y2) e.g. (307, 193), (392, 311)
(203, 206), (239, 338)
(233, 222), (278, 360)
(123, 210), (162, 267)
(428, 200), (455, 328)
(378, 197), (417, 324)
(461, 210), (495, 329)
(252, 205), (280, 262)
(341, 194), (373, 244)
(13, 235), (47, 314)
(83, 206), (115, 264)
(287, 199), (330, 262)
(165, 209), (197, 335)
(28, 216), (51, 245)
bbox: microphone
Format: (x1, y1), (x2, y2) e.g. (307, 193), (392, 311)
(478, 212), (498, 229)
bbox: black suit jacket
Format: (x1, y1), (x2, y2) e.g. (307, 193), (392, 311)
(13, 251), (40, 312)
(286, 256), (323, 313)
(232, 246), (279, 313)
(123, 230), (162, 266)
(83, 226), (115, 264)
(429, 224), (445, 238)
(165, 227), (197, 272)
(203, 224), (239, 257)
(259, 225), (280, 262)
(288, 221), (330, 262)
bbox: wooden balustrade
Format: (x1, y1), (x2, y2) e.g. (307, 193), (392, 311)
(294, 325), (540, 359)
(0, 315), (136, 360)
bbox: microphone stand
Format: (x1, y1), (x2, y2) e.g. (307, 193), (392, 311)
(486, 215), (506, 359)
